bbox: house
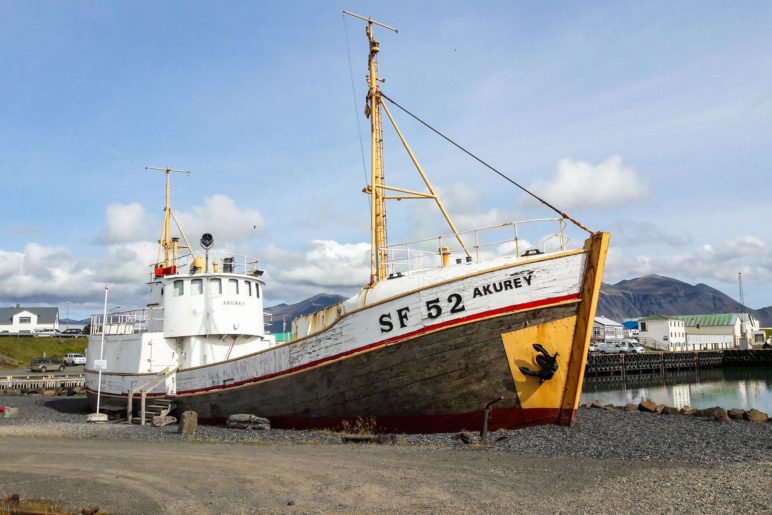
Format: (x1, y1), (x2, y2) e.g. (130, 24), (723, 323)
(638, 315), (686, 351)
(0, 305), (60, 335)
(675, 313), (759, 350)
(592, 316), (624, 342)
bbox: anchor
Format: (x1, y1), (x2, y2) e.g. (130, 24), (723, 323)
(518, 343), (559, 383)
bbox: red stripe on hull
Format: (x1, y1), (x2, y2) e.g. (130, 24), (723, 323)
(198, 407), (569, 434)
(174, 292), (580, 396)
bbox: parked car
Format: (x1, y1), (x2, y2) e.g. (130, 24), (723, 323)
(29, 357), (65, 372)
(34, 328), (61, 338)
(63, 353), (86, 366)
(59, 328), (84, 338)
(600, 340), (644, 354)
(588, 343), (599, 353)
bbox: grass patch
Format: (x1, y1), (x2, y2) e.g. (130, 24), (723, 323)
(0, 337), (87, 368)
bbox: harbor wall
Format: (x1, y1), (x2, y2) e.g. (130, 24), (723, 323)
(585, 349), (771, 378)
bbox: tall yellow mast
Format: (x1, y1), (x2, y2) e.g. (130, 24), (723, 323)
(145, 166), (193, 271)
(366, 21), (389, 283)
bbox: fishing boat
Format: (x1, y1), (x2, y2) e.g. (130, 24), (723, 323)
(85, 13), (609, 433)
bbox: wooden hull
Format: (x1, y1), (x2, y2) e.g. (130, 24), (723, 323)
(87, 233), (609, 433)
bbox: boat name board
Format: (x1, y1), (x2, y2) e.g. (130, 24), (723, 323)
(223, 300), (246, 306)
(378, 269), (534, 333)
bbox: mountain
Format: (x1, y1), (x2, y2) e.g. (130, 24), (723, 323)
(264, 293), (347, 333)
(60, 318), (90, 325)
(597, 274), (772, 325)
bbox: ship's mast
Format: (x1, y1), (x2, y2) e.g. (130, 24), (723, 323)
(145, 166), (194, 270)
(365, 20), (389, 284)
(344, 11), (470, 285)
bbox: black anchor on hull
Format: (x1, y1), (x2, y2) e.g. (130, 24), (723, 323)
(518, 343), (559, 383)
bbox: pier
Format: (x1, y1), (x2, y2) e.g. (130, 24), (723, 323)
(0, 374), (84, 392)
(585, 349), (770, 380)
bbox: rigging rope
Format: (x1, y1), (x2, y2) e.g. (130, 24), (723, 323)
(380, 92), (593, 235)
(341, 14), (371, 207)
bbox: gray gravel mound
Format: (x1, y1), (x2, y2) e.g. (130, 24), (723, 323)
(2, 396), (769, 466)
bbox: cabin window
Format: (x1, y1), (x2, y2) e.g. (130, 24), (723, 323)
(256, 285), (260, 298)
(191, 279), (203, 295)
(246, 281), (252, 296)
(210, 278), (222, 294)
(640, 322), (647, 332)
(174, 280), (184, 297)
(19, 316), (31, 324)
(228, 279), (239, 295)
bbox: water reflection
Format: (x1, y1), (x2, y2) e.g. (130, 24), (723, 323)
(580, 366), (772, 412)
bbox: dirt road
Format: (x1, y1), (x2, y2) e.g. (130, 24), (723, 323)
(1, 436), (769, 514)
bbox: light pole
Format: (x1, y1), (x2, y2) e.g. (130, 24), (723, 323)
(87, 286), (110, 423)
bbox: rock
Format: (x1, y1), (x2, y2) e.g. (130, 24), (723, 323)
(585, 400), (603, 409)
(603, 405), (622, 413)
(42, 389), (57, 397)
(81, 506), (100, 515)
(2, 407), (18, 418)
(86, 413), (108, 423)
(226, 414), (271, 430)
(727, 408), (746, 420)
(178, 410), (198, 436)
(454, 431), (473, 444)
(624, 403), (638, 412)
(661, 406), (679, 415)
(655, 404), (666, 414)
(680, 406), (697, 415)
(639, 400), (657, 413)
(744, 409), (768, 423)
(152, 415), (177, 427)
(696, 407), (730, 422)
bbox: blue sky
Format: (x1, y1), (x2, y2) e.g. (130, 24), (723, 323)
(1, 1), (771, 318)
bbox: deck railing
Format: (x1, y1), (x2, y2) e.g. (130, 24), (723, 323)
(151, 252), (261, 278)
(379, 218), (569, 276)
(90, 308), (160, 336)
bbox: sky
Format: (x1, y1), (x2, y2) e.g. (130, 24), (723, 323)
(1, 1), (771, 319)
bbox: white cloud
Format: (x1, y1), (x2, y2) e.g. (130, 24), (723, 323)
(528, 155), (648, 210)
(99, 202), (155, 243)
(265, 240), (370, 299)
(606, 235), (772, 296)
(177, 194), (265, 245)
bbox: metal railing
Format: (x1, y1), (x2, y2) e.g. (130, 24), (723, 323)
(379, 218), (570, 275)
(0, 374), (84, 390)
(90, 308), (161, 336)
(152, 252), (261, 278)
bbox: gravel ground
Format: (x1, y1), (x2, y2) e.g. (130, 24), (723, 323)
(1, 395), (770, 466)
(1, 395), (770, 514)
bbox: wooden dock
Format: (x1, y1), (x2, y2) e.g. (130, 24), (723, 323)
(0, 374), (84, 391)
(585, 349), (770, 379)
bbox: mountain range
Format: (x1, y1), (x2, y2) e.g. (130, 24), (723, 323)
(597, 275), (771, 325)
(264, 275), (772, 332)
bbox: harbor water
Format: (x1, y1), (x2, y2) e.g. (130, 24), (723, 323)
(581, 366), (772, 413)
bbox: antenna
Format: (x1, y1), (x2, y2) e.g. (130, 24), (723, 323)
(342, 11), (398, 33)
